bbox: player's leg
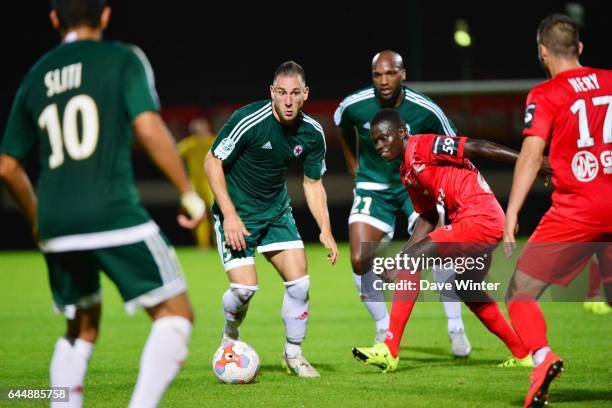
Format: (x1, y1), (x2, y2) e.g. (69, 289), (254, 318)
(212, 211), (260, 343)
(352, 236), (436, 372)
(506, 217), (600, 407)
(45, 251), (101, 408)
(454, 253), (530, 363)
(596, 242), (612, 307)
(349, 188), (395, 343)
(263, 248), (319, 377)
(223, 265), (258, 342)
(411, 204), (470, 357)
(258, 207), (318, 377)
(92, 230), (192, 408)
(583, 255), (612, 314)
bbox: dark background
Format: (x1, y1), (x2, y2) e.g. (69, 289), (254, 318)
(1, 0), (610, 248)
(2, 1), (610, 109)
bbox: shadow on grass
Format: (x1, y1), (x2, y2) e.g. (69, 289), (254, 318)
(511, 388), (612, 406)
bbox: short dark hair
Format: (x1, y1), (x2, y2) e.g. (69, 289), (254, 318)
(51, 0), (107, 29)
(537, 14), (580, 57)
(273, 61), (306, 85)
(371, 108), (405, 131)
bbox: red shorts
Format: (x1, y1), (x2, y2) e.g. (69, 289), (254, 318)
(429, 215), (503, 257)
(517, 211), (612, 286)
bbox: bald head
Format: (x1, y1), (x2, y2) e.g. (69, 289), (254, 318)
(371, 50), (406, 105)
(372, 50), (404, 70)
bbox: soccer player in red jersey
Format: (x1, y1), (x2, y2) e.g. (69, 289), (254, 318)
(504, 14), (612, 408)
(352, 108), (550, 372)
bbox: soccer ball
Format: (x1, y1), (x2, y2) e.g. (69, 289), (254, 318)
(212, 340), (260, 384)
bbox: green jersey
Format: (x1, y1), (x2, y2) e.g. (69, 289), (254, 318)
(334, 85), (456, 187)
(211, 100), (326, 221)
(1, 40), (159, 244)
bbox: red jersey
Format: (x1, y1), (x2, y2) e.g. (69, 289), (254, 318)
(523, 67), (612, 232)
(400, 134), (504, 227)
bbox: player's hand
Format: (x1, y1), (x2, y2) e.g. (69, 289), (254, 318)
(538, 156), (553, 186)
(503, 213), (519, 258)
(319, 230), (338, 265)
(224, 213), (251, 251)
(177, 191), (206, 229)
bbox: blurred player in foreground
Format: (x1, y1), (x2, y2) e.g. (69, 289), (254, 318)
(0, 1), (204, 407)
(178, 117), (216, 248)
(205, 61), (338, 377)
(352, 109), (550, 373)
(503, 14), (612, 408)
(335, 50), (471, 356)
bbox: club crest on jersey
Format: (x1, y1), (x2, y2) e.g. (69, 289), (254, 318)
(572, 151), (598, 182)
(293, 145), (303, 157)
(524, 103), (536, 128)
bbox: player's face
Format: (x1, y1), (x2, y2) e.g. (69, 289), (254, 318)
(372, 60), (406, 104)
(270, 74), (309, 125)
(371, 123), (404, 161)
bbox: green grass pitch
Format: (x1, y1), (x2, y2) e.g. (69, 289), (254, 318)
(1, 244), (611, 407)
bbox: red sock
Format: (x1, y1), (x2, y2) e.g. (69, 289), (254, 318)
(466, 301), (529, 358)
(587, 258), (601, 298)
(507, 300), (548, 354)
(384, 271), (419, 358)
(384, 300), (416, 358)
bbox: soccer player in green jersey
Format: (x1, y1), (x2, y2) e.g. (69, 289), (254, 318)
(205, 61), (339, 378)
(334, 50), (472, 356)
(0, 1), (205, 407)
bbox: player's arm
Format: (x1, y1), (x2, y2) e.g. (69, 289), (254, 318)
(407, 209), (438, 245)
(337, 127), (358, 178)
(463, 138), (519, 163)
(0, 154), (37, 235)
(204, 151), (250, 251)
(303, 176), (339, 264)
(503, 136), (547, 256)
(133, 112), (205, 228)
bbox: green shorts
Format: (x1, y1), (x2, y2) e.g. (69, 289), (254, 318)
(349, 184), (415, 240)
(212, 206), (303, 271)
(44, 228), (186, 318)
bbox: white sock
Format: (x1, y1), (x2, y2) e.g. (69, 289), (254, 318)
(222, 284), (258, 339)
(433, 267), (465, 333)
(284, 342), (302, 358)
(50, 337), (94, 408)
(353, 271), (389, 334)
(282, 276), (310, 354)
(128, 316), (192, 408)
(533, 346), (551, 366)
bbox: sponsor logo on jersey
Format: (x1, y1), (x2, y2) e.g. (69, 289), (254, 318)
(363, 122), (371, 130)
(433, 136), (459, 156)
(571, 151), (598, 182)
(601, 150), (612, 174)
(261, 141), (272, 149)
(386, 331), (394, 340)
(524, 103), (536, 128)
(293, 145), (303, 157)
(214, 138), (236, 160)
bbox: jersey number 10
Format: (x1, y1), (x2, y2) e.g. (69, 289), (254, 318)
(38, 94), (99, 169)
(570, 95), (612, 148)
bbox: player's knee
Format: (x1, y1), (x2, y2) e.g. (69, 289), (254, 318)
(285, 276), (310, 300)
(229, 284), (258, 304)
(350, 250), (364, 275)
